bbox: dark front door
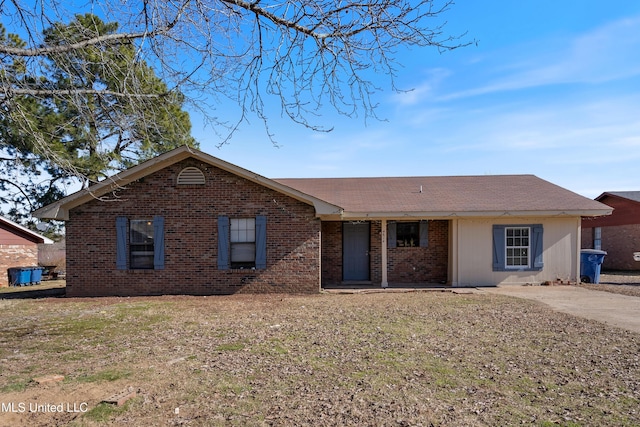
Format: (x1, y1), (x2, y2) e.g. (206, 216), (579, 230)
(343, 222), (370, 281)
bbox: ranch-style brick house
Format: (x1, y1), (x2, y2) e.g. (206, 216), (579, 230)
(34, 146), (611, 297)
(1, 216), (53, 287)
(582, 191), (640, 271)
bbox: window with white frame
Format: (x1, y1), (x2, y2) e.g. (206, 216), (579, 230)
(505, 227), (530, 268)
(230, 218), (256, 268)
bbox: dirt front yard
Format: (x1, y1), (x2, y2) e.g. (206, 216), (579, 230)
(580, 271), (640, 298)
(0, 291), (639, 426)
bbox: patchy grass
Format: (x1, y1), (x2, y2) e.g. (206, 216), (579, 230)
(79, 398), (138, 424)
(0, 280), (66, 294)
(0, 292), (638, 426)
(215, 342), (246, 352)
(74, 369), (132, 384)
(0, 377), (32, 393)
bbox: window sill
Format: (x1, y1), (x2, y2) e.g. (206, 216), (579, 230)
(119, 269), (156, 273)
(494, 267), (543, 272)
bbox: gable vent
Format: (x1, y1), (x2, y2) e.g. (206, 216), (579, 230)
(177, 167), (205, 185)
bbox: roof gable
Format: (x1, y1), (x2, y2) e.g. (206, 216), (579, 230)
(583, 191), (640, 227)
(596, 191), (640, 204)
(33, 146), (342, 220)
(0, 216), (54, 244)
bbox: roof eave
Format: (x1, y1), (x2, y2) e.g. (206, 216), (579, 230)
(33, 204), (67, 221)
(321, 209), (613, 220)
(0, 217), (54, 243)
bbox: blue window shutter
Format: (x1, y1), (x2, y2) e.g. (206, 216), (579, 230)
(532, 224), (544, 270)
(217, 216), (230, 270)
(387, 222), (397, 248)
(255, 215), (267, 269)
(153, 216), (165, 270)
(492, 225), (506, 271)
(116, 216), (128, 270)
(419, 221), (429, 248)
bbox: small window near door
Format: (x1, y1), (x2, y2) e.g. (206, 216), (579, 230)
(396, 222), (419, 247)
(230, 218), (256, 268)
(130, 220), (155, 269)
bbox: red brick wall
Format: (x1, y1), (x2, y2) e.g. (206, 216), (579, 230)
(370, 221), (383, 284)
(320, 220), (449, 286)
(581, 195), (640, 271)
(388, 220), (449, 284)
(0, 244), (38, 287)
(583, 224), (640, 271)
(66, 158), (321, 296)
(321, 222), (342, 286)
(582, 195), (640, 228)
(581, 227), (594, 249)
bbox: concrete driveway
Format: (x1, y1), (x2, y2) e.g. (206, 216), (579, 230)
(480, 285), (640, 333)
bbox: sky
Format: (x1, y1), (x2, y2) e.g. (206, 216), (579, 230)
(191, 1), (640, 199)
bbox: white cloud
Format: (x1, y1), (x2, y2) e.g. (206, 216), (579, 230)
(437, 15), (640, 101)
(393, 68), (452, 106)
(463, 95), (639, 152)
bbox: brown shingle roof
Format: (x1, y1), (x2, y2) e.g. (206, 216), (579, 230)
(275, 175), (611, 217)
(33, 145), (612, 221)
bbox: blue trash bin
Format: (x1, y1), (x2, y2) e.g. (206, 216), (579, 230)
(580, 249), (607, 284)
(30, 267), (44, 285)
(8, 267), (32, 286)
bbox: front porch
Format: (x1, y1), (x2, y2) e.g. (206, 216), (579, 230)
(323, 282), (450, 293)
(320, 220), (450, 289)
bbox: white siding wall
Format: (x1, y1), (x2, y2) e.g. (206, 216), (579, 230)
(453, 217), (579, 287)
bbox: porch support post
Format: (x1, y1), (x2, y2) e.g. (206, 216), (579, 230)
(575, 217), (582, 284)
(381, 219), (388, 288)
(449, 219), (459, 287)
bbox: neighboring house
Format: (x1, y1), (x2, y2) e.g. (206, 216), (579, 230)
(33, 146), (611, 297)
(582, 192), (640, 271)
(38, 237), (66, 278)
(1, 216), (54, 286)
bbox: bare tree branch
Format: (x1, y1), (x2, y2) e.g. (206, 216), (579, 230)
(1, 0), (472, 214)
(6, 88), (168, 97)
(0, 178), (35, 211)
(0, 31), (152, 56)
